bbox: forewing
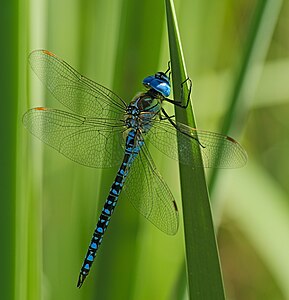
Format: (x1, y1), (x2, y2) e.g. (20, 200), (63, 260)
(23, 107), (125, 168)
(123, 144), (179, 235)
(29, 50), (127, 118)
(146, 119), (247, 168)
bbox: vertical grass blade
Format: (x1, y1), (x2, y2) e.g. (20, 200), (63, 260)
(0, 0), (18, 299)
(209, 0), (283, 193)
(165, 0), (226, 299)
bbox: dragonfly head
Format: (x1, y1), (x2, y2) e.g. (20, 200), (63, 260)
(143, 72), (171, 97)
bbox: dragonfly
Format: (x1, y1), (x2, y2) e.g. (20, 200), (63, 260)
(23, 50), (247, 288)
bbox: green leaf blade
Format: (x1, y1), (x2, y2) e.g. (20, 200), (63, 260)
(165, 0), (226, 299)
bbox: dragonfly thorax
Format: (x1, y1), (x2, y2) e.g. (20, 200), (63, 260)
(125, 93), (161, 133)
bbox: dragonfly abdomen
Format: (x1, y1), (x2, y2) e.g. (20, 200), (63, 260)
(77, 130), (142, 288)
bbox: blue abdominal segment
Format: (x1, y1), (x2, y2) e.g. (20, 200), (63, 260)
(77, 131), (141, 288)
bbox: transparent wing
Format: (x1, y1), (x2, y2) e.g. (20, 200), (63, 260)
(23, 107), (126, 168)
(146, 119), (247, 168)
(29, 50), (127, 118)
(123, 144), (179, 235)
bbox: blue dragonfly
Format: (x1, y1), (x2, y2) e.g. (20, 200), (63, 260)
(23, 50), (247, 288)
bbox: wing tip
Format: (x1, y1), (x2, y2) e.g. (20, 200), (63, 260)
(226, 136), (237, 143)
(42, 49), (56, 57)
(28, 49), (56, 65)
(34, 107), (48, 111)
(22, 107), (48, 127)
(225, 135), (248, 167)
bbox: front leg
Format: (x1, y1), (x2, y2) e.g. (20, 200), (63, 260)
(164, 77), (192, 109)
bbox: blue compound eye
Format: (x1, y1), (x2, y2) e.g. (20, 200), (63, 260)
(142, 72), (171, 97)
(155, 72), (170, 85)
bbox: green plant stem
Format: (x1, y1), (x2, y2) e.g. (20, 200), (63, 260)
(165, 0), (226, 299)
(209, 0), (283, 193)
(171, 0), (282, 297)
(0, 0), (18, 299)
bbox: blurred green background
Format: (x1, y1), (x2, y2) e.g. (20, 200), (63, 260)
(2, 0), (289, 299)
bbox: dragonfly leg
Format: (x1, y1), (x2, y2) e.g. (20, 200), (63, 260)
(161, 108), (205, 148)
(163, 77), (192, 109)
(164, 61), (171, 75)
(159, 113), (175, 121)
(164, 61), (172, 81)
